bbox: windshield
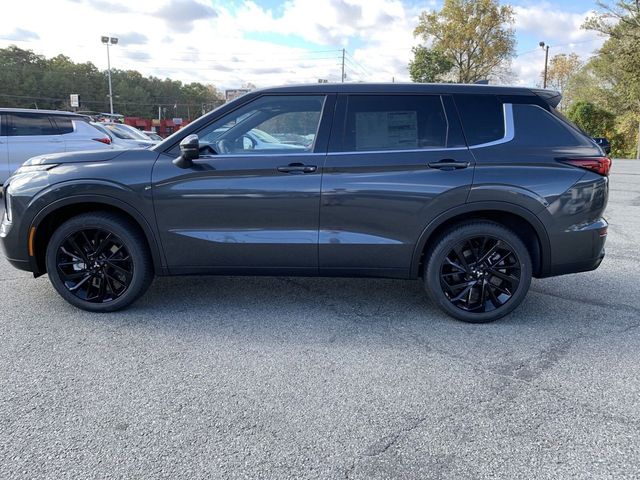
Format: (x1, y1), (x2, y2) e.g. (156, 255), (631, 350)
(100, 123), (137, 140)
(112, 124), (151, 140)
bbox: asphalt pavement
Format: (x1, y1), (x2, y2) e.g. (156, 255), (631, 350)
(1, 160), (639, 479)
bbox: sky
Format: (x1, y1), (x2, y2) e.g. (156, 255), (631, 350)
(0, 0), (607, 91)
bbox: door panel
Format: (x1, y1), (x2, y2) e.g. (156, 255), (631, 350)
(320, 150), (474, 276)
(151, 94), (334, 273)
(152, 153), (322, 272)
(319, 94), (475, 277)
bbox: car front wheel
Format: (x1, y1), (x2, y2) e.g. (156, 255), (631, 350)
(45, 212), (153, 312)
(424, 221), (532, 323)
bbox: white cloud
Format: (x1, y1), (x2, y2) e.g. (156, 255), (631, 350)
(0, 0), (606, 90)
(511, 4), (605, 87)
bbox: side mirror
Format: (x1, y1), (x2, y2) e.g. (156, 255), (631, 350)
(592, 137), (611, 155)
(173, 134), (199, 168)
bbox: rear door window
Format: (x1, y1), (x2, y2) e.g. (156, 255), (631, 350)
(8, 113), (58, 136)
(454, 95), (504, 146)
(342, 95), (448, 151)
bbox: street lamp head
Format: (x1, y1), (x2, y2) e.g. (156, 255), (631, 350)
(101, 36), (109, 44)
(110, 37), (118, 45)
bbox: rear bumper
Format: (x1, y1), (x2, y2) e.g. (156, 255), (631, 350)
(542, 217), (607, 277)
(547, 246), (605, 277)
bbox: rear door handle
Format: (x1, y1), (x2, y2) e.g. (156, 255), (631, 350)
(277, 163), (317, 174)
(428, 159), (470, 171)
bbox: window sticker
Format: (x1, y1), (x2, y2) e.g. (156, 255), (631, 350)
(355, 111), (418, 150)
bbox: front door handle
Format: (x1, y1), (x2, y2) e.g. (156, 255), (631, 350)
(277, 163), (317, 174)
(427, 159), (470, 171)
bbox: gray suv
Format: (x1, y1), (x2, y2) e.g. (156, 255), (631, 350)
(1, 84), (609, 322)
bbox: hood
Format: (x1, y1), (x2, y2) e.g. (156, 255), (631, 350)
(23, 149), (127, 166)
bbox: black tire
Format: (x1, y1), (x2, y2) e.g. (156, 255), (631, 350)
(424, 221), (532, 323)
(45, 212), (153, 312)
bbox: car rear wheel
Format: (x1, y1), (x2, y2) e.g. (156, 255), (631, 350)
(424, 221), (532, 323)
(45, 212), (153, 312)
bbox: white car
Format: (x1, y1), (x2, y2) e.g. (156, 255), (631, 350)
(0, 108), (113, 183)
(91, 122), (158, 150)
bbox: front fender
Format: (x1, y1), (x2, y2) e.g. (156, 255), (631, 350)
(24, 183), (165, 275)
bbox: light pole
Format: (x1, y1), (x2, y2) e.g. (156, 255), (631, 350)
(101, 36), (118, 115)
(539, 41), (550, 89)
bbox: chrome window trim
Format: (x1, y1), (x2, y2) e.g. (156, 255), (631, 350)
(469, 103), (514, 149)
(329, 146), (469, 156)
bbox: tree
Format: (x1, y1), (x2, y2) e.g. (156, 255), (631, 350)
(567, 101), (616, 138)
(408, 46), (453, 83)
(543, 53), (582, 110)
(583, 0), (640, 40)
(583, 0), (640, 158)
(413, 0), (516, 83)
(0, 46), (224, 119)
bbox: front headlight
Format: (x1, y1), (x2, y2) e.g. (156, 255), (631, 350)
(15, 164), (59, 175)
(4, 184), (12, 223)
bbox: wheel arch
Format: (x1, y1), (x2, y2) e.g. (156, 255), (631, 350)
(411, 202), (551, 279)
(29, 195), (165, 276)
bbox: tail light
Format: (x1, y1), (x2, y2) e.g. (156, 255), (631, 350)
(558, 157), (612, 176)
(93, 137), (112, 145)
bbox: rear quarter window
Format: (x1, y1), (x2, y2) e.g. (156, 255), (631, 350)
(512, 104), (589, 147)
(454, 94), (504, 145)
(51, 116), (76, 135)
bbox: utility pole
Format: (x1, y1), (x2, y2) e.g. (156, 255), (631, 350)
(341, 48), (345, 83)
(101, 36), (118, 114)
(539, 41), (550, 89)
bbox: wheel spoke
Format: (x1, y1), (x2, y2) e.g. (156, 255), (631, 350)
(487, 268), (519, 285)
(106, 261), (132, 280)
(444, 257), (467, 273)
(453, 244), (471, 273)
(487, 284), (503, 308)
(94, 233), (113, 256)
(68, 273), (93, 291)
(66, 235), (88, 261)
(450, 284), (474, 302)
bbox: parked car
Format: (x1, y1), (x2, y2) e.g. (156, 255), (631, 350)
(205, 127), (307, 151)
(143, 130), (163, 141)
(0, 84), (610, 323)
(91, 122), (156, 149)
(113, 123), (160, 145)
(0, 108), (112, 183)
(593, 137), (611, 155)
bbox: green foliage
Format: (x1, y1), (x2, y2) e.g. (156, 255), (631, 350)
(566, 101), (613, 137)
(412, 0), (515, 83)
(408, 46), (453, 83)
(573, 4), (640, 158)
(0, 46), (223, 119)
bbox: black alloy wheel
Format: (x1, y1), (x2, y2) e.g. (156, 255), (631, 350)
(56, 228), (133, 303)
(424, 221), (532, 323)
(45, 212), (154, 312)
(440, 236), (520, 313)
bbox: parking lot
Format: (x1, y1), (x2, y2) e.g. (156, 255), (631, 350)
(0, 160), (639, 479)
